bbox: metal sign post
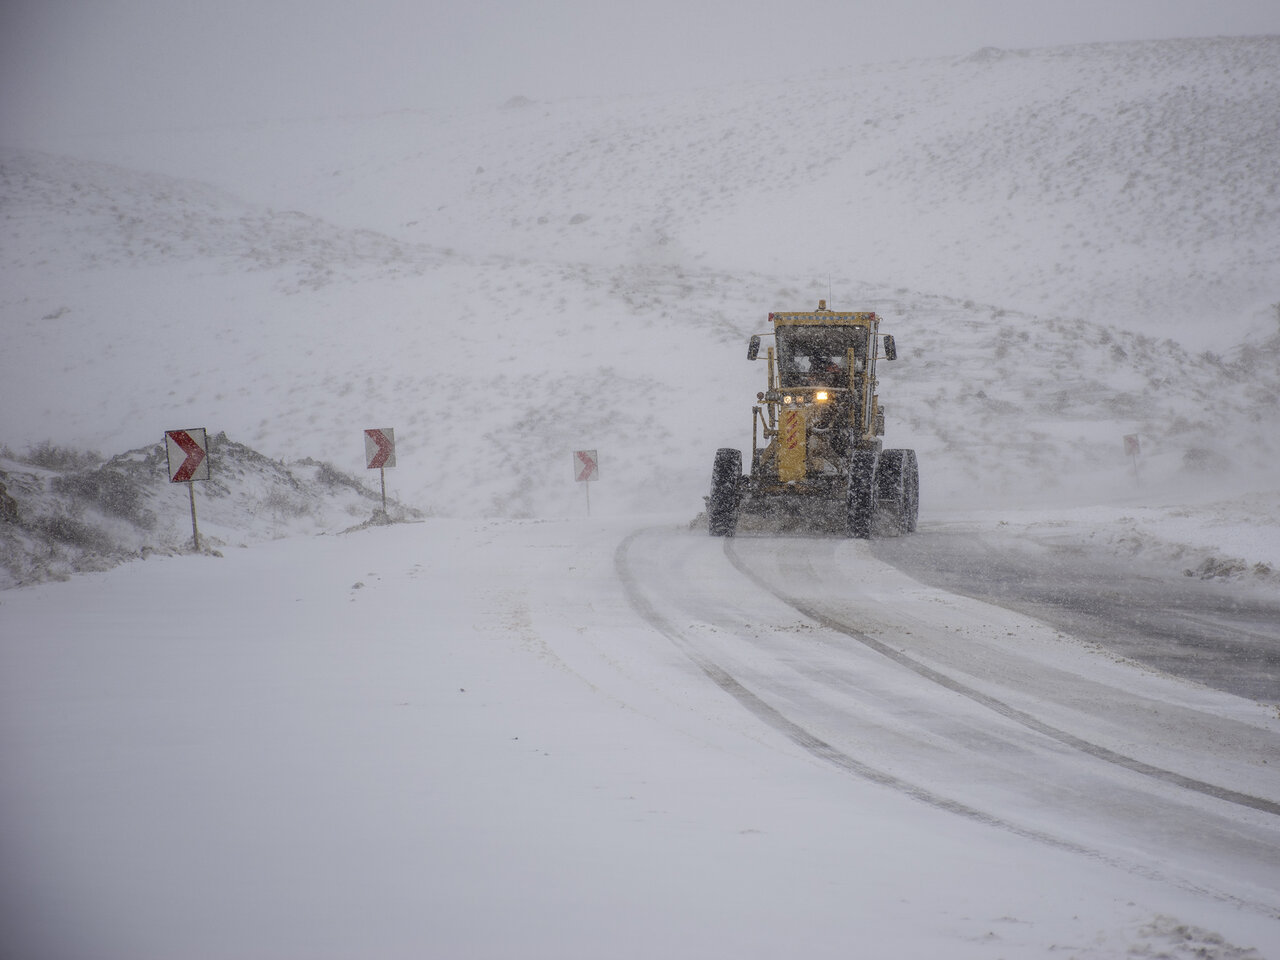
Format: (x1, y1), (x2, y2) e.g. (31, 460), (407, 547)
(165, 428), (210, 551)
(187, 482), (199, 551)
(574, 449), (599, 516)
(1124, 434), (1141, 485)
(364, 428), (396, 514)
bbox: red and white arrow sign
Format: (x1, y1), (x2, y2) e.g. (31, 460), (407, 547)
(165, 428), (209, 483)
(574, 449), (599, 483)
(365, 428), (396, 469)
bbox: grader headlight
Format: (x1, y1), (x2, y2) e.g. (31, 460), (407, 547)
(815, 391), (829, 402)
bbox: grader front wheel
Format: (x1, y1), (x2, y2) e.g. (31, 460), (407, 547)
(708, 447), (742, 537)
(847, 450), (877, 539)
(875, 449), (921, 535)
(902, 449), (920, 533)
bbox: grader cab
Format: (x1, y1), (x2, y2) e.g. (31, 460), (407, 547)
(708, 301), (919, 538)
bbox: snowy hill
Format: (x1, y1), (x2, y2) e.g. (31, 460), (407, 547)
(30, 36), (1280, 339)
(3, 35), (1279, 536)
(6, 31), (1280, 959)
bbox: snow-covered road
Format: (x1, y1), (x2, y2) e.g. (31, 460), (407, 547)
(3, 517), (1279, 958)
(620, 526), (1280, 903)
(872, 523), (1280, 703)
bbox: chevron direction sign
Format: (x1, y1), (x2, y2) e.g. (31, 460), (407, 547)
(165, 428), (210, 483)
(365, 428), (396, 469)
(574, 449), (599, 483)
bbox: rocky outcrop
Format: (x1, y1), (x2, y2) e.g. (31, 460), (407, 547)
(0, 475), (19, 524)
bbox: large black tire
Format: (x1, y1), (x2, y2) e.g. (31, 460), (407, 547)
(902, 449), (920, 533)
(708, 448), (742, 537)
(876, 449), (918, 535)
(846, 450), (877, 539)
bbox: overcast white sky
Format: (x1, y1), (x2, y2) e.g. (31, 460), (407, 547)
(3, 0), (1279, 139)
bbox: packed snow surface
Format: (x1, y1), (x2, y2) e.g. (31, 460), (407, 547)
(4, 518), (1280, 958)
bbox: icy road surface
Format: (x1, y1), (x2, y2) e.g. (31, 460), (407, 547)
(622, 527), (1280, 896)
(872, 522), (1280, 703)
(2, 516), (1279, 958)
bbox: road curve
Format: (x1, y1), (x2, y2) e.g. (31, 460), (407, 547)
(615, 524), (1280, 916)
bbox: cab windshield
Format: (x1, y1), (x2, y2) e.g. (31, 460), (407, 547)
(776, 325), (868, 387)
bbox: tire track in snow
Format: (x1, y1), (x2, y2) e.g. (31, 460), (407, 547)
(613, 526), (1278, 918)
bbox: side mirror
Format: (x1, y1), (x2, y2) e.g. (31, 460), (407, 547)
(747, 335), (761, 361)
(882, 335), (897, 361)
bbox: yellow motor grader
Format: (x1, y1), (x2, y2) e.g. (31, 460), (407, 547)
(708, 301), (918, 538)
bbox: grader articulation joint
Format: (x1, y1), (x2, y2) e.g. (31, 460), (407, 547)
(708, 300), (919, 538)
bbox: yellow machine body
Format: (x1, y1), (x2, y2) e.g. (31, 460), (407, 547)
(778, 407), (807, 481)
(708, 299), (917, 539)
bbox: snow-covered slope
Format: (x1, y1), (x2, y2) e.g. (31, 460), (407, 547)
(2, 36), (1278, 531)
(0, 436), (419, 588)
(32, 36), (1280, 341)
